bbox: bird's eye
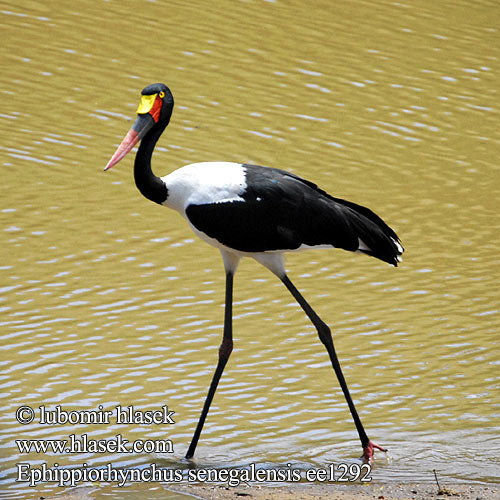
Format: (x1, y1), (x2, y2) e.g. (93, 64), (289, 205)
(159, 91), (165, 98)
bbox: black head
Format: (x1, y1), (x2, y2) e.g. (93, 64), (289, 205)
(105, 83), (174, 170)
(138, 83), (174, 124)
(141, 83), (174, 117)
(141, 82), (170, 96)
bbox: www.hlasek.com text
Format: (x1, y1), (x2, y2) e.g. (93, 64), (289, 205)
(16, 433), (173, 455)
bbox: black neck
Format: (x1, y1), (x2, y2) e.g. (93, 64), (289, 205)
(134, 121), (169, 205)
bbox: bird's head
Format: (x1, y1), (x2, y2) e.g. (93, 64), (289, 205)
(105, 83), (174, 171)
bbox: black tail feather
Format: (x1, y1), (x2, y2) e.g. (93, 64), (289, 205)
(335, 198), (403, 266)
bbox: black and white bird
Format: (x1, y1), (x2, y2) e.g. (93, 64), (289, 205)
(105, 83), (403, 463)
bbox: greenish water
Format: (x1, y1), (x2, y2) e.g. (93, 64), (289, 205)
(1, 1), (499, 498)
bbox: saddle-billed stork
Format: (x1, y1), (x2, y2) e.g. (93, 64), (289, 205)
(105, 83), (403, 463)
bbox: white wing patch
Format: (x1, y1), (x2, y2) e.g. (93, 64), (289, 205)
(358, 238), (370, 251)
(161, 162), (247, 215)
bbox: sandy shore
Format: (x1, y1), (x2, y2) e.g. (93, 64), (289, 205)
(170, 482), (499, 500)
(38, 480), (499, 500)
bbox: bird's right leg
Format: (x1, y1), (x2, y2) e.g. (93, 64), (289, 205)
(185, 267), (235, 459)
(279, 273), (386, 464)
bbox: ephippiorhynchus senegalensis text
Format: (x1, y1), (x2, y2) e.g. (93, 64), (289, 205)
(105, 83), (403, 463)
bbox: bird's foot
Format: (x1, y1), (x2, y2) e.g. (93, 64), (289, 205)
(361, 440), (387, 465)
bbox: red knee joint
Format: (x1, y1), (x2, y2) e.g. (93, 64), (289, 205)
(219, 339), (233, 359)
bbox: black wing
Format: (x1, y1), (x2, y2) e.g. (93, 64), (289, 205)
(186, 164), (402, 265)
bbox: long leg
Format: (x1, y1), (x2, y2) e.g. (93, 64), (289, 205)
(280, 274), (386, 463)
(185, 270), (234, 459)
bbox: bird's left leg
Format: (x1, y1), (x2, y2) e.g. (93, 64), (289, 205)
(185, 252), (239, 459)
(279, 273), (386, 464)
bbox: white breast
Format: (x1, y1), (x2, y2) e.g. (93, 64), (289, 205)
(161, 162), (247, 215)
